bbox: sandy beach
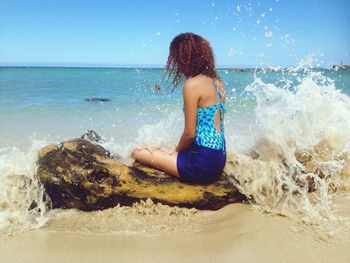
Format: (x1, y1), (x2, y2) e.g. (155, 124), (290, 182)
(1, 0), (350, 262)
(1, 203), (349, 263)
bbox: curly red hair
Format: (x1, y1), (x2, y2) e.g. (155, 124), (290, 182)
(164, 32), (220, 87)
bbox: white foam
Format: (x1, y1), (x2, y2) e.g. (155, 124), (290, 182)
(0, 139), (51, 235)
(225, 70), (350, 223)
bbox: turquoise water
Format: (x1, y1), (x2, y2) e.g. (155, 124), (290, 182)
(0, 67), (349, 151)
(1, 66), (350, 235)
(0, 67), (177, 147)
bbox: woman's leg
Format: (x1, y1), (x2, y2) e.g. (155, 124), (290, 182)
(131, 147), (180, 178)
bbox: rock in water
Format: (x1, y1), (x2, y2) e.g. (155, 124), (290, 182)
(84, 97), (110, 102)
(37, 138), (245, 211)
(81, 130), (103, 142)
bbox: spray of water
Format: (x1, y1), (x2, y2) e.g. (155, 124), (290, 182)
(0, 139), (51, 235)
(225, 70), (350, 223)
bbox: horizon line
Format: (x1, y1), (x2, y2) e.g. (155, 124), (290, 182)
(0, 62), (254, 68)
(1, 61), (348, 68)
(0, 65), (340, 70)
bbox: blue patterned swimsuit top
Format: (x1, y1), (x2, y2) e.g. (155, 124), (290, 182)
(194, 80), (226, 151)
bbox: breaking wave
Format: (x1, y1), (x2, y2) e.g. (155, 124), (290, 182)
(0, 68), (349, 236)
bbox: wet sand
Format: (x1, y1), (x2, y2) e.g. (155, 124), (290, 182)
(1, 203), (349, 263)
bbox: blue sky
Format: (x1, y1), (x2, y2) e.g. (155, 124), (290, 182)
(0, 0), (349, 67)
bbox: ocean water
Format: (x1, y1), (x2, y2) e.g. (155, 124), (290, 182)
(0, 66), (349, 236)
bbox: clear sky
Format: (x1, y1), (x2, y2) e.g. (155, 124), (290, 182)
(0, 0), (349, 67)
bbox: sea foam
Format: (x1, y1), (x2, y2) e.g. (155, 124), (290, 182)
(0, 139), (50, 235)
(225, 70), (350, 224)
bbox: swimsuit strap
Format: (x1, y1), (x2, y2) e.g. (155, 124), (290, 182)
(213, 79), (223, 101)
(213, 79), (226, 153)
(213, 79), (226, 117)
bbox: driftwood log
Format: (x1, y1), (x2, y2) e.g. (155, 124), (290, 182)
(37, 135), (246, 211)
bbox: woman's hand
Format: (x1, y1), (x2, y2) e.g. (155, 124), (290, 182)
(167, 146), (178, 155)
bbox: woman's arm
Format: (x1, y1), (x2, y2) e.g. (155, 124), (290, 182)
(175, 81), (199, 152)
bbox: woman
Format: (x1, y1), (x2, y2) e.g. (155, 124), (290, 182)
(132, 32), (226, 184)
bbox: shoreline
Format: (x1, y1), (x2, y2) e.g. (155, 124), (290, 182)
(1, 203), (349, 263)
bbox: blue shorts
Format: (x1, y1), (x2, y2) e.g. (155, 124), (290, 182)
(177, 142), (226, 184)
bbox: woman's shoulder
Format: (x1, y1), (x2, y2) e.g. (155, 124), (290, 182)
(184, 75), (213, 88)
(184, 75), (226, 98)
(183, 76), (204, 94)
